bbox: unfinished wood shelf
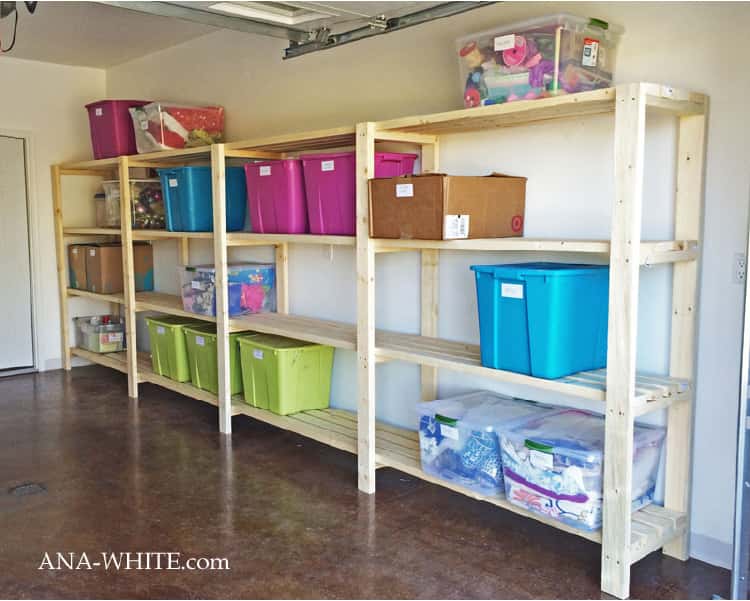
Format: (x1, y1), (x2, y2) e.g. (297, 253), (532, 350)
(67, 288), (125, 304)
(53, 84), (706, 599)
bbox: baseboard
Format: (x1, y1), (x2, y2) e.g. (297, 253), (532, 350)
(690, 532), (733, 569)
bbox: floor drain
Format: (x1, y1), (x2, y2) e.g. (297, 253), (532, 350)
(8, 482), (47, 496)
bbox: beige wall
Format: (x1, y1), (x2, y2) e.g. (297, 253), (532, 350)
(105, 1), (750, 566)
(0, 56), (105, 371)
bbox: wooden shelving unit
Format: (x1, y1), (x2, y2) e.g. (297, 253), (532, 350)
(53, 83), (707, 599)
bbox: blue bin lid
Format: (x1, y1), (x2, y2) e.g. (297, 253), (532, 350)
(470, 262), (608, 278)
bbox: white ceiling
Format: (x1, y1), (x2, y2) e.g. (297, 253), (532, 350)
(1, 2), (216, 68)
(0, 1), (447, 69)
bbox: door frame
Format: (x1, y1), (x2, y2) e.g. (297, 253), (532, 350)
(0, 129), (39, 373)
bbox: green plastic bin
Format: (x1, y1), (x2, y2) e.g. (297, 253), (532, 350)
(238, 333), (334, 415)
(146, 315), (202, 382)
(183, 323), (251, 395)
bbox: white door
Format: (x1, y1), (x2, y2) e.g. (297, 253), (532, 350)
(0, 136), (34, 372)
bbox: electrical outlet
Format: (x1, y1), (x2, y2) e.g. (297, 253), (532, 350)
(735, 253), (747, 284)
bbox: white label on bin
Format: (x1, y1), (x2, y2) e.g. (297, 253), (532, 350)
(582, 37), (599, 67)
(259, 165), (271, 176)
(89, 249), (96, 256)
(191, 280), (204, 290)
(443, 214), (470, 239)
(494, 34), (516, 51)
(195, 336), (205, 347)
(501, 282), (524, 299)
(530, 449), (554, 470)
(95, 108), (103, 117)
(321, 160), (335, 172)
(253, 349), (264, 360)
(72, 247), (78, 255)
(168, 178), (178, 188)
(140, 119), (149, 131)
(395, 183), (413, 198)
(156, 326), (165, 335)
(106, 333), (123, 343)
(439, 424), (459, 440)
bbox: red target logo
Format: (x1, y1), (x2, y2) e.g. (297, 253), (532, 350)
(511, 215), (524, 232)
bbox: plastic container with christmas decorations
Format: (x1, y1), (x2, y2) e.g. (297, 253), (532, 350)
(101, 179), (166, 229)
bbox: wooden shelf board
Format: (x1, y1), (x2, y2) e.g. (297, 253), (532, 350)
(63, 227), (120, 237)
(373, 238), (698, 264)
(375, 330), (690, 412)
(67, 288), (124, 304)
(136, 352), (221, 407)
(229, 312), (356, 349)
(70, 347), (129, 373)
(373, 85), (706, 137)
(131, 230), (214, 240)
(60, 146), (212, 171)
(134, 291), (218, 324)
(226, 232), (355, 247)
(226, 126), (356, 155)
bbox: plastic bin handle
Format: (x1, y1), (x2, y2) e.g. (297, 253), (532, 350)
(524, 439), (553, 452)
(435, 414), (458, 426)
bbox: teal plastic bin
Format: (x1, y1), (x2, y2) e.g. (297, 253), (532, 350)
(158, 166), (246, 232)
(470, 263), (609, 379)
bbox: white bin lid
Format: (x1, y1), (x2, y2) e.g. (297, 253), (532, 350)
(417, 390), (552, 432)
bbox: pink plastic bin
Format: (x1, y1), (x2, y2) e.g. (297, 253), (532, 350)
(244, 159), (308, 234)
(86, 100), (150, 160)
(301, 151), (418, 236)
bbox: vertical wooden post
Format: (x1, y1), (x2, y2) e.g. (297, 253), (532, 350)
(601, 83), (647, 599)
(275, 243), (289, 314)
(178, 237), (190, 266)
(212, 144), (232, 434)
(663, 111), (707, 560)
(51, 165), (71, 371)
(420, 140), (440, 401)
(119, 157), (139, 399)
(356, 122), (376, 494)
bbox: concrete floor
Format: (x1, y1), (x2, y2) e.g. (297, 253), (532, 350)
(0, 366), (730, 599)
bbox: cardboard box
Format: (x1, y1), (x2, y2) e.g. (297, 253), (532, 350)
(85, 243), (154, 294)
(86, 243), (123, 294)
(133, 243), (154, 292)
(369, 173), (526, 240)
(67, 244), (90, 290)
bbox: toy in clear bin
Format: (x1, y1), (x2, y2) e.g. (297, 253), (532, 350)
(417, 391), (554, 497)
(179, 263), (276, 317)
(457, 14), (622, 107)
(101, 179), (166, 229)
(129, 102), (224, 153)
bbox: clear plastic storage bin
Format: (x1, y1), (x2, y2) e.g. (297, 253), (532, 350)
(74, 315), (125, 353)
(179, 263), (276, 318)
(499, 409), (665, 531)
(129, 102), (224, 154)
(101, 180), (166, 229)
(457, 14), (623, 107)
(417, 391), (554, 497)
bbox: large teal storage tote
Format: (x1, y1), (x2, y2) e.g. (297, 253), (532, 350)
(470, 262), (609, 379)
(158, 166), (246, 232)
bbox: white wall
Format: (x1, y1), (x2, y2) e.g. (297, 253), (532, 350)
(0, 57), (106, 371)
(105, 1), (750, 567)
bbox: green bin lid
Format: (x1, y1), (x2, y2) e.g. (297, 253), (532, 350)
(146, 315), (203, 328)
(238, 332), (322, 351)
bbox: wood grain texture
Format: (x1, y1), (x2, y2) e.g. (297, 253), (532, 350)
(356, 122), (376, 494)
(601, 83), (647, 599)
(118, 157), (139, 398)
(663, 111), (707, 560)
